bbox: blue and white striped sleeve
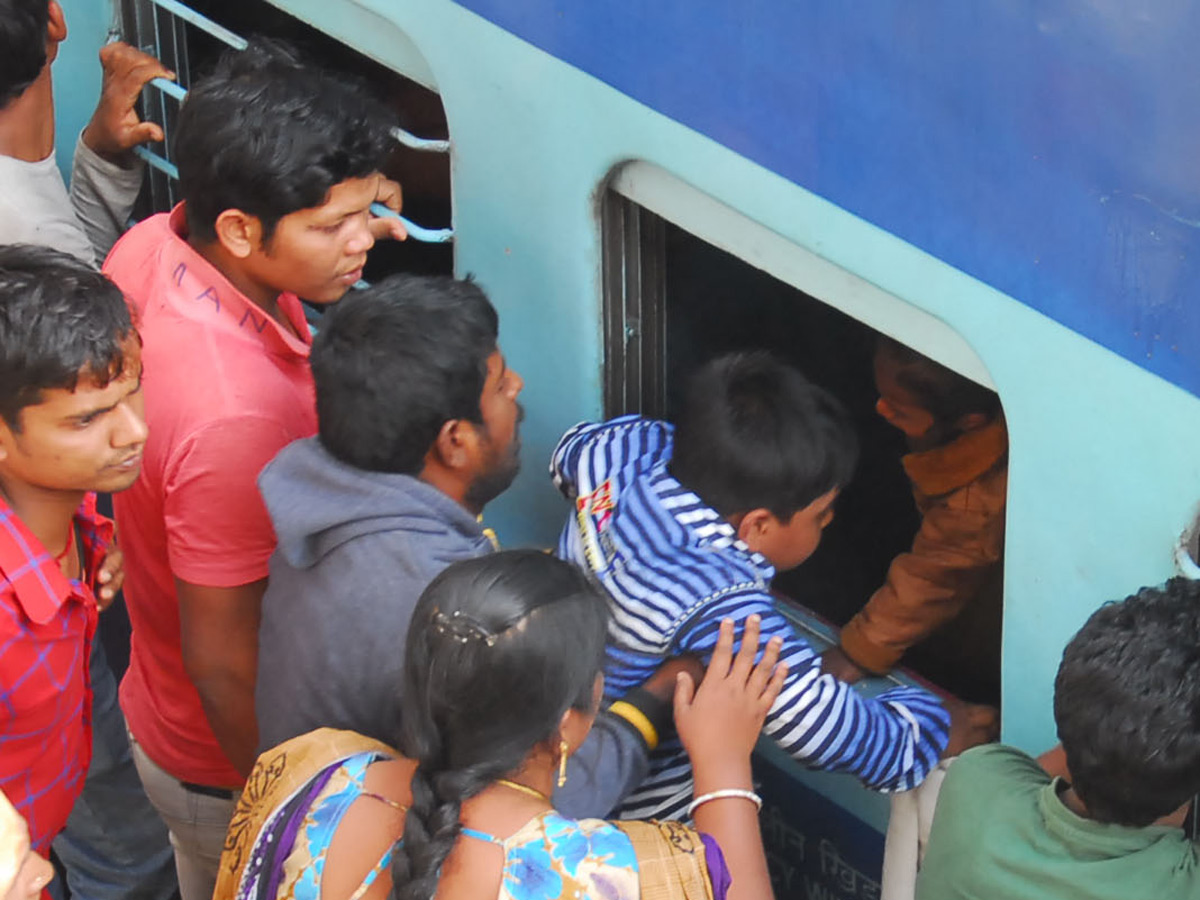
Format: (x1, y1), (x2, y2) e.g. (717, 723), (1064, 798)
(676, 592), (951, 792)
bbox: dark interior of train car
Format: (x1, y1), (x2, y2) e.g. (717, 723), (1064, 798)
(121, 0), (453, 282)
(604, 193), (1005, 704)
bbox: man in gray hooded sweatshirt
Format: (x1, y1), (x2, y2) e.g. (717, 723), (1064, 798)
(254, 274), (686, 817)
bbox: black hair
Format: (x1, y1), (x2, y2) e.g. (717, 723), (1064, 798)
(393, 551), (609, 900)
(0, 244), (134, 430)
(311, 274), (499, 474)
(174, 39), (393, 244)
(1054, 577), (1200, 826)
(669, 351), (859, 520)
(876, 336), (1000, 426)
(0, 0), (50, 108)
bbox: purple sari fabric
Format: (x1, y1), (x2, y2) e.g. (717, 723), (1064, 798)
(701, 833), (732, 900)
(236, 762), (342, 900)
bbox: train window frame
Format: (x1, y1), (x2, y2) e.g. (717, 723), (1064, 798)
(121, 0), (191, 211)
(599, 160), (1005, 700)
(601, 161), (996, 418)
(600, 192), (668, 418)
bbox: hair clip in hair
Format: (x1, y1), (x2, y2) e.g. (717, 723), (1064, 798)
(431, 609), (497, 646)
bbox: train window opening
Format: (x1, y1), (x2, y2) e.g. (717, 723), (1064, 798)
(120, 0), (453, 281)
(603, 188), (1007, 705)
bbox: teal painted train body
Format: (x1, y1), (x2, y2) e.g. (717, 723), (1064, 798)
(55, 2), (1200, 896)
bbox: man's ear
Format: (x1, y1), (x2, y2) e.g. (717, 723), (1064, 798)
(735, 508), (774, 548)
(557, 704), (595, 757)
(213, 210), (264, 260)
(46, 2), (67, 52)
(430, 418), (475, 471)
(0, 420), (15, 464)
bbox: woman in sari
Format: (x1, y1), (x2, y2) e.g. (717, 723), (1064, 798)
(217, 550), (785, 900)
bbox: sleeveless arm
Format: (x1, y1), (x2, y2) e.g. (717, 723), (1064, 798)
(344, 844), (396, 900)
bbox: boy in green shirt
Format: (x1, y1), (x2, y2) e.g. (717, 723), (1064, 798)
(917, 577), (1200, 900)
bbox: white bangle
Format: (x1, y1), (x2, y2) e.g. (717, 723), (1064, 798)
(686, 789), (763, 817)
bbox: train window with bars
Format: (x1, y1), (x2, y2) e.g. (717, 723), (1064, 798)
(119, 0), (453, 282)
(602, 165), (1007, 706)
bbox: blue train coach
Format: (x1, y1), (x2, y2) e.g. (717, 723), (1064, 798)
(54, 2), (1200, 897)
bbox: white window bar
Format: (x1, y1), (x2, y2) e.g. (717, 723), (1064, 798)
(147, 0), (248, 50)
(390, 126), (450, 154)
(150, 76), (187, 101)
(131, 144), (453, 244)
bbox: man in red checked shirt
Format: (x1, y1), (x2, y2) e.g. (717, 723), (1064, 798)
(0, 245), (145, 863)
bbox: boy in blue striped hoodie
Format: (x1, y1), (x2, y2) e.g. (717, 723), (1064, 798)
(552, 351), (997, 819)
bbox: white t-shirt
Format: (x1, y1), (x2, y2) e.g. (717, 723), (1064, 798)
(0, 135), (144, 266)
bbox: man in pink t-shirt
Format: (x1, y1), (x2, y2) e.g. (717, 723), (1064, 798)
(102, 43), (404, 900)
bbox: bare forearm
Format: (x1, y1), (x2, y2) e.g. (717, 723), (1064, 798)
(176, 577), (266, 780)
(691, 760), (774, 900)
(677, 617), (785, 900)
(192, 672), (259, 779)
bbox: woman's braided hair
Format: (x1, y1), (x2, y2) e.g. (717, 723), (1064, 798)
(392, 550), (609, 900)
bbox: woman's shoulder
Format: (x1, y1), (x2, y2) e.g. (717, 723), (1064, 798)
(318, 757), (414, 900)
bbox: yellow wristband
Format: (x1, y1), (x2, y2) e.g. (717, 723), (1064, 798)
(609, 700), (659, 751)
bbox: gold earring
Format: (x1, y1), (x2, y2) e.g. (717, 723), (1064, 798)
(557, 739), (569, 788)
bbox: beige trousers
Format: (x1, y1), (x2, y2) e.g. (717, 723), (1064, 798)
(128, 733), (240, 900)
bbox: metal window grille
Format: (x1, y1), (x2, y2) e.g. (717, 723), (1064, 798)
(119, 0), (453, 245)
(601, 191), (667, 419)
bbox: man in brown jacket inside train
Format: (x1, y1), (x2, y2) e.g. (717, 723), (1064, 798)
(822, 337), (1007, 703)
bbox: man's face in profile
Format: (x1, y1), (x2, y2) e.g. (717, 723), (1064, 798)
(464, 348), (525, 511)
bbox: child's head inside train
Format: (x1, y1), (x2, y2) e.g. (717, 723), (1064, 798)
(668, 350), (858, 571)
